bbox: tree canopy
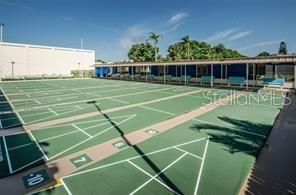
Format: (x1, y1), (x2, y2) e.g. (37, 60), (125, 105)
(278, 41), (288, 55)
(128, 43), (158, 62)
(257, 51), (270, 57)
(127, 33), (247, 62)
(167, 41), (243, 61)
(146, 32), (163, 61)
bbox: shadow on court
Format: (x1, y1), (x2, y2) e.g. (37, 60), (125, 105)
(87, 100), (184, 195)
(190, 116), (271, 157)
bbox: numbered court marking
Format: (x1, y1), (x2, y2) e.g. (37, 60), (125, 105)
(145, 129), (159, 135)
(22, 169), (50, 189)
(112, 140), (128, 149)
(70, 154), (92, 168)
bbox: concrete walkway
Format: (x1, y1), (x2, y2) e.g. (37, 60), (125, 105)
(241, 93), (296, 195)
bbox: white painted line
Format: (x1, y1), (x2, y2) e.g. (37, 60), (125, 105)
(27, 130), (49, 161)
(40, 130), (81, 142)
(48, 115), (137, 160)
(2, 136), (13, 174)
(194, 137), (210, 195)
(8, 142), (34, 151)
(11, 157), (45, 173)
(192, 118), (265, 137)
(71, 124), (93, 138)
(63, 137), (208, 179)
(86, 93), (102, 98)
(15, 112), (25, 125)
(16, 86), (176, 111)
(24, 105), (87, 124)
(33, 114), (134, 131)
(127, 160), (181, 195)
(61, 179), (73, 195)
(48, 108), (58, 116)
(0, 119), (2, 129)
(175, 147), (203, 160)
(34, 99), (41, 104)
(129, 153), (187, 195)
(107, 97), (130, 104)
(139, 105), (175, 116)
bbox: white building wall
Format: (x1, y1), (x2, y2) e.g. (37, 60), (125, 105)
(0, 42), (95, 77)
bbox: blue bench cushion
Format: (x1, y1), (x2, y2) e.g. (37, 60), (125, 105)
(201, 76), (214, 83)
(263, 77), (285, 85)
(228, 77), (245, 84)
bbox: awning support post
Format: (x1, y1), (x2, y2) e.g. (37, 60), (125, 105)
(253, 63), (255, 87)
(294, 63), (296, 89)
(246, 63), (249, 89)
(145, 66), (148, 82)
(164, 66), (166, 84)
(132, 66), (134, 80)
(211, 64), (213, 87)
(220, 64), (223, 85)
(185, 65), (187, 85)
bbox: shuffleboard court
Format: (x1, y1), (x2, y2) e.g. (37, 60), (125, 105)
(0, 78), (287, 195)
(34, 90), (283, 195)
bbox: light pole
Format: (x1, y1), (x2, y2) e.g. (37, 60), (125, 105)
(0, 23), (4, 78)
(0, 23), (4, 43)
(80, 37), (83, 49)
(11, 61), (15, 76)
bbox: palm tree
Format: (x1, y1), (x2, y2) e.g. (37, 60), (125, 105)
(146, 32), (163, 62)
(181, 35), (191, 60)
(278, 41), (288, 55)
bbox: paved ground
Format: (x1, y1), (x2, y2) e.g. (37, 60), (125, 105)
(241, 93), (296, 195)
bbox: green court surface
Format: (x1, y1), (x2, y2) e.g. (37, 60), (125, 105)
(34, 92), (282, 195)
(0, 79), (286, 194)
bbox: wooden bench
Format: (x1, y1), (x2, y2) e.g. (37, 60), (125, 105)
(228, 77), (246, 87)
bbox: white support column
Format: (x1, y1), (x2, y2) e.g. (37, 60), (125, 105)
(225, 64), (228, 79)
(294, 64), (296, 89)
(246, 63), (249, 89)
(185, 65), (187, 85)
(145, 66), (148, 82)
(253, 63), (255, 87)
(180, 66), (182, 84)
(196, 64), (198, 80)
(220, 64), (223, 85)
(211, 64), (213, 87)
(163, 66), (166, 84)
(132, 66), (134, 80)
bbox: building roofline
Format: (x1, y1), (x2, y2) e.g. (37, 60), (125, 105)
(93, 55), (296, 67)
